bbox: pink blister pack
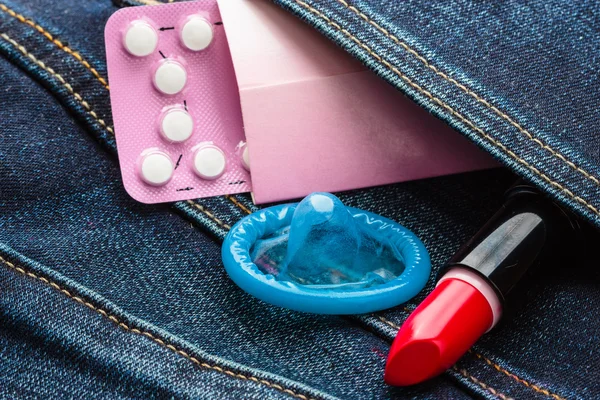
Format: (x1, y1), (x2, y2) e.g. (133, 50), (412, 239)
(105, 1), (251, 204)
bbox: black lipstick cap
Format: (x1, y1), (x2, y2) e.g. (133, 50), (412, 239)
(440, 183), (581, 305)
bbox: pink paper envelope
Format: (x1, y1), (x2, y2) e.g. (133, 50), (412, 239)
(218, 0), (496, 204)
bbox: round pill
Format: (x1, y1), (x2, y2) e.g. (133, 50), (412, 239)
(154, 60), (187, 95)
(181, 16), (214, 51)
(139, 150), (174, 186)
(160, 108), (194, 142)
(193, 144), (226, 180)
(242, 145), (250, 171)
(124, 20), (158, 57)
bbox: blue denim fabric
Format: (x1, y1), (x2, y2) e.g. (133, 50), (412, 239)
(0, 0), (598, 399)
(0, 246), (316, 400)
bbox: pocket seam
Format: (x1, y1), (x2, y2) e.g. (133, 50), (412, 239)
(334, 0), (600, 191)
(1, 33), (114, 136)
(0, 2), (109, 89)
(185, 200), (233, 230)
(0, 254), (318, 400)
(453, 368), (514, 400)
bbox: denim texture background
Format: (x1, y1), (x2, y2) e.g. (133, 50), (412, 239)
(0, 0), (599, 399)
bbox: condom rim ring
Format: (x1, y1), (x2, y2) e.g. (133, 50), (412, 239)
(221, 203), (431, 314)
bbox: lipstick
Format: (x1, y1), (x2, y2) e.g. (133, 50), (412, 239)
(384, 183), (581, 386)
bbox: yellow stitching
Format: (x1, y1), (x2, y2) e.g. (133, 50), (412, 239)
(376, 315), (398, 330)
(377, 316), (565, 400)
(0, 34), (114, 136)
(376, 311), (410, 331)
(295, 0), (600, 219)
(471, 352), (566, 400)
(452, 367), (514, 400)
(225, 195), (253, 215)
(0, 255), (315, 400)
(0, 3), (109, 89)
(335, 0), (600, 189)
(186, 200), (232, 230)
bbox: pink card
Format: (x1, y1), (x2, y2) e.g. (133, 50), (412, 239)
(105, 1), (251, 204)
(218, 0), (497, 204)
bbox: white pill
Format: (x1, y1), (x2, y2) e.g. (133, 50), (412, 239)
(139, 150), (174, 186)
(154, 60), (187, 95)
(124, 20), (158, 57)
(181, 16), (214, 51)
(193, 144), (226, 180)
(241, 145), (250, 171)
(160, 108), (193, 142)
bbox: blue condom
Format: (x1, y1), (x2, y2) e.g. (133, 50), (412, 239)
(222, 193), (431, 314)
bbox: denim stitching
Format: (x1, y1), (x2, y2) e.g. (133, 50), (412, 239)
(294, 0), (600, 219)
(335, 0), (600, 190)
(226, 195), (253, 215)
(471, 353), (565, 400)
(453, 367), (514, 400)
(377, 316), (565, 400)
(0, 255), (316, 400)
(0, 3), (109, 89)
(0, 33), (114, 136)
(185, 200), (232, 230)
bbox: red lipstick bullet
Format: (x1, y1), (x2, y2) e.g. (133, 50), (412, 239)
(385, 183), (580, 386)
(385, 269), (500, 385)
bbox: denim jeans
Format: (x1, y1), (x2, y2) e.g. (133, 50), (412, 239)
(0, 0), (598, 399)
